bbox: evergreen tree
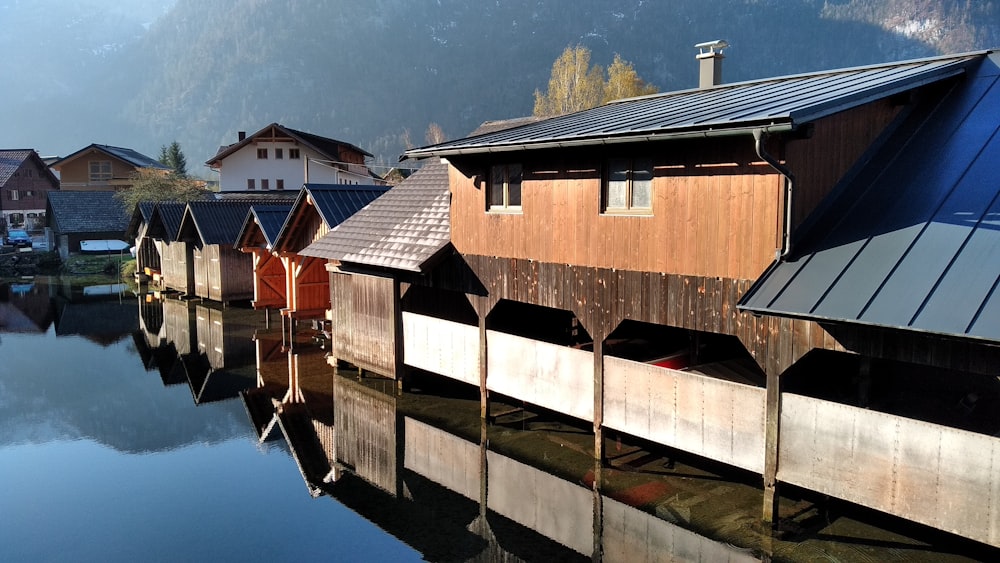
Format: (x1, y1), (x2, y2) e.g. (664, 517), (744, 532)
(158, 141), (188, 176)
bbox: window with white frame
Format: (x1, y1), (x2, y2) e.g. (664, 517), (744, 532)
(487, 163), (522, 212)
(603, 157), (653, 213)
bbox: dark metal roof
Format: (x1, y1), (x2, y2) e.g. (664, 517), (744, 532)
(235, 204), (294, 250)
(179, 198), (294, 246)
(147, 202), (188, 241)
(403, 51), (985, 160)
(205, 123), (372, 166)
(272, 184), (389, 252)
(51, 143), (169, 171)
(45, 191), (130, 234)
(300, 160), (451, 272)
(740, 53), (1000, 343)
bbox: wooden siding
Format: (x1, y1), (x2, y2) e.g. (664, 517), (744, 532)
(288, 255), (329, 315)
(161, 241), (195, 295)
(162, 298), (193, 355)
(785, 99), (903, 232)
(334, 376), (399, 494)
(330, 272), (398, 378)
(251, 250), (286, 309)
(463, 254), (1000, 377)
(780, 393), (1000, 548)
(486, 330), (594, 421)
(604, 356), (766, 473)
(403, 417), (480, 499)
(450, 144), (784, 280)
(192, 245), (255, 302)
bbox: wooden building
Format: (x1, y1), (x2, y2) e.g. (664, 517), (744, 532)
(176, 198), (294, 303)
(300, 161), (455, 379)
(235, 204), (294, 311)
(0, 149), (60, 231)
(392, 50), (1000, 548)
(45, 191), (131, 258)
(50, 143), (169, 191)
(270, 184), (389, 329)
(145, 202), (193, 295)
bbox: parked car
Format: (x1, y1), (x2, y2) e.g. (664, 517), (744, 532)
(5, 229), (32, 248)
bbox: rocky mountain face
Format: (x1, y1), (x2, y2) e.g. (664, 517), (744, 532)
(1, 0), (996, 172)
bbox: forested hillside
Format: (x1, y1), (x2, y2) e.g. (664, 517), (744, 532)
(0, 0), (996, 174)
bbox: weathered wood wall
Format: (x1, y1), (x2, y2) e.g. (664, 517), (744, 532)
(603, 356), (766, 473)
(402, 313), (479, 385)
(334, 376), (399, 494)
(403, 417), (480, 500)
(207, 246), (255, 303)
(486, 330), (594, 421)
(330, 271), (397, 377)
(462, 255), (1000, 377)
(161, 241), (194, 295)
(779, 393), (1000, 548)
(162, 298), (193, 355)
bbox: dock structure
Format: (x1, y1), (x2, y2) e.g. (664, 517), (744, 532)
(303, 50), (1000, 548)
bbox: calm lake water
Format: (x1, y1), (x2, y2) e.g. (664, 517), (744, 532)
(1, 278), (996, 562)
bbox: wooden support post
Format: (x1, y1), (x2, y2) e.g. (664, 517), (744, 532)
(591, 457), (604, 562)
(264, 307), (271, 330)
(393, 279), (405, 392)
(762, 369), (781, 525)
(593, 337), (605, 464)
(858, 356), (871, 408)
(479, 311), (489, 420)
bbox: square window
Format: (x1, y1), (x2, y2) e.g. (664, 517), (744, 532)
(257, 148), (268, 159)
(89, 160), (112, 182)
(275, 148), (283, 159)
(261, 179), (269, 190)
(487, 163), (522, 212)
(602, 158), (653, 213)
(288, 148), (300, 159)
(247, 179), (256, 190)
(276, 179), (284, 190)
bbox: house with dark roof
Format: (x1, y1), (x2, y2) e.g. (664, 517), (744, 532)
(206, 123), (383, 192)
(49, 144), (170, 191)
(45, 191), (130, 257)
(300, 161), (460, 379)
(398, 49), (1000, 548)
(0, 149), (60, 231)
(176, 198), (295, 303)
(144, 202), (191, 293)
(234, 204), (295, 311)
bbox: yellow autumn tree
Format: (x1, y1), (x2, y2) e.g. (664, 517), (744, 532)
(533, 45), (605, 117)
(604, 53), (659, 103)
(534, 46), (659, 117)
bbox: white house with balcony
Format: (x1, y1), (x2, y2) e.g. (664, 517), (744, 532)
(206, 123), (383, 192)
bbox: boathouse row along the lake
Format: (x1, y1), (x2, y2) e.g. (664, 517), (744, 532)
(301, 50), (1000, 548)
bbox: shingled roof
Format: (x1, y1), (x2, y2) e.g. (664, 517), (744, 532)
(0, 149), (59, 186)
(300, 160), (450, 272)
(46, 191), (130, 234)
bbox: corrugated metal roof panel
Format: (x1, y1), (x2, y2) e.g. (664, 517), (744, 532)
(404, 52), (983, 159)
(740, 53), (1000, 343)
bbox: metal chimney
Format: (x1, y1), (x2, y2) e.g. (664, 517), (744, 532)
(238, 131), (246, 141)
(695, 40), (728, 88)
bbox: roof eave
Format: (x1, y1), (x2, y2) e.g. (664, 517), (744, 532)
(401, 122), (796, 160)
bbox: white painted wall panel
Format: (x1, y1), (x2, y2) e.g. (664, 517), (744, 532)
(780, 393), (1000, 548)
(402, 313), (479, 386)
(486, 330), (594, 421)
(604, 357), (766, 473)
(403, 417), (480, 500)
(602, 497), (760, 563)
(487, 451), (593, 555)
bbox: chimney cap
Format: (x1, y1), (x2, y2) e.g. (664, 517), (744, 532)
(695, 39), (729, 58)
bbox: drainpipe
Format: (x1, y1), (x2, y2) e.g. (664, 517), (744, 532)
(753, 128), (794, 260)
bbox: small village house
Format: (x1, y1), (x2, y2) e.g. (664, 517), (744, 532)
(45, 191), (130, 258)
(49, 144), (169, 191)
(206, 123), (384, 192)
(0, 149), (60, 232)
